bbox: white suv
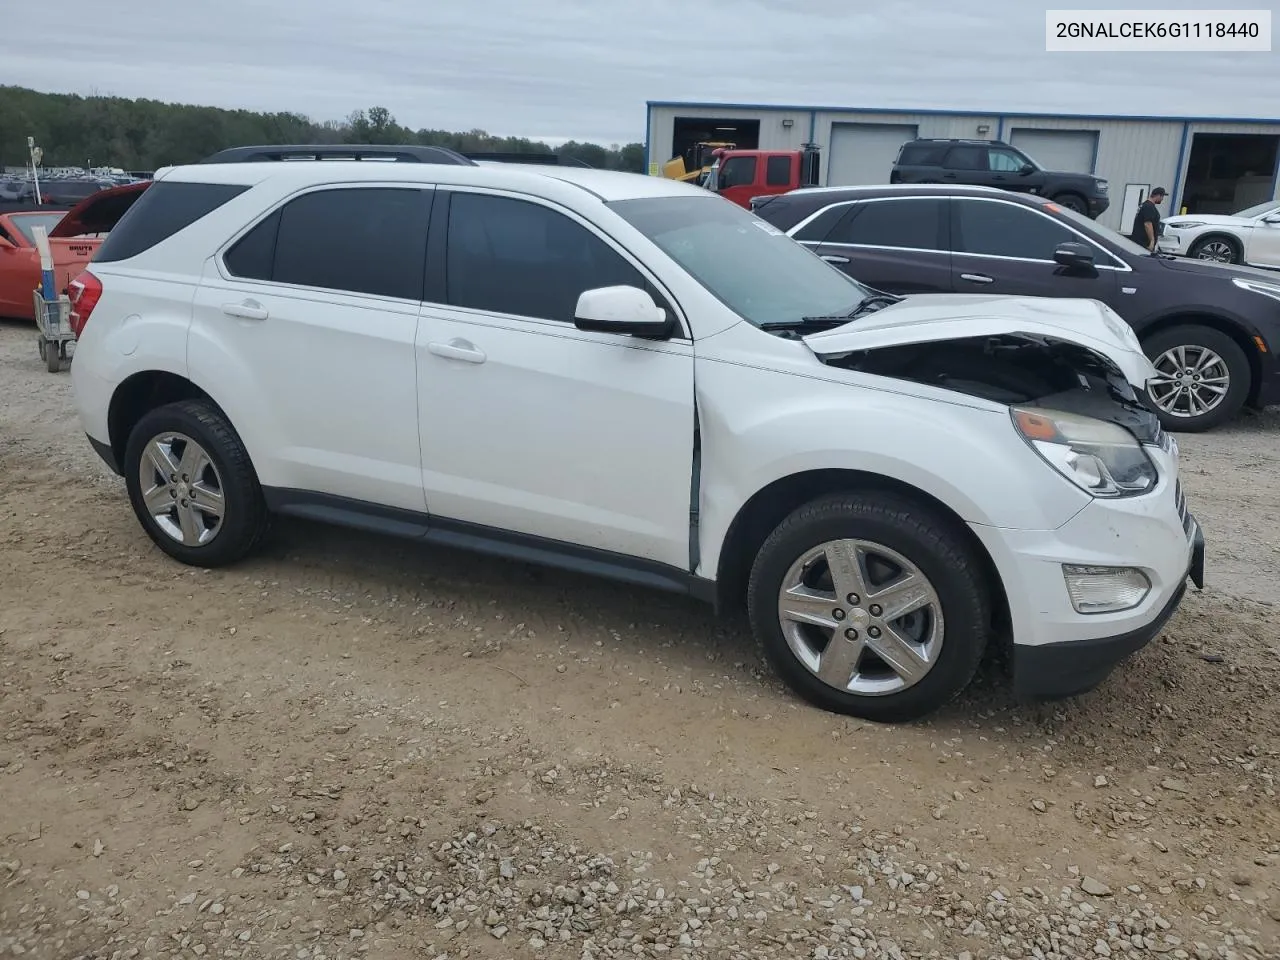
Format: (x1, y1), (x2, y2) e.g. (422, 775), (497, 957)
(68, 144), (1204, 722)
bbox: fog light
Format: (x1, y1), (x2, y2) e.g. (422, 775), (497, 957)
(1063, 565), (1151, 614)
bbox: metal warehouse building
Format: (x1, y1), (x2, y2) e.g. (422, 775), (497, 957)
(645, 101), (1280, 233)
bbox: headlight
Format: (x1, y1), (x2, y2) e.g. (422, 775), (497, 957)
(1011, 408), (1157, 498)
(1166, 220), (1204, 229)
(1232, 276), (1280, 303)
(1096, 180), (1109, 193)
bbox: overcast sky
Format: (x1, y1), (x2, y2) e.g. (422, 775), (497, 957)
(3, 0), (1277, 146)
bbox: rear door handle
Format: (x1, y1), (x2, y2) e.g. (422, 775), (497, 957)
(222, 300), (268, 321)
(960, 273), (994, 284)
(427, 339), (486, 364)
(820, 254), (850, 264)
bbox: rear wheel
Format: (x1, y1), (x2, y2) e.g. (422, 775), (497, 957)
(123, 400), (270, 567)
(746, 492), (991, 723)
(1142, 324), (1251, 432)
(1188, 235), (1241, 264)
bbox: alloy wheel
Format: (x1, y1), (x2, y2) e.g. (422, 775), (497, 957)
(138, 432), (226, 546)
(1195, 240), (1236, 262)
(776, 538), (944, 696)
(1147, 345), (1230, 419)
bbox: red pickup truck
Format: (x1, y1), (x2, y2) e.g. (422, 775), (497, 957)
(704, 144), (822, 208)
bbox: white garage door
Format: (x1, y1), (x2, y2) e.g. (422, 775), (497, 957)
(1009, 128), (1098, 174)
(828, 123), (918, 186)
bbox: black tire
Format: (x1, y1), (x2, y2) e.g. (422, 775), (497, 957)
(46, 339), (61, 373)
(1141, 324), (1251, 433)
(1187, 235), (1242, 264)
(1051, 192), (1088, 215)
(123, 399), (270, 567)
(746, 492), (991, 723)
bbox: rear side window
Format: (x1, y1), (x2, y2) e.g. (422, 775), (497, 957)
(95, 181), (248, 262)
(827, 198), (944, 251)
(765, 155), (793, 186)
(223, 187), (432, 301)
(792, 204), (853, 243)
(897, 143), (947, 166)
(943, 146), (986, 171)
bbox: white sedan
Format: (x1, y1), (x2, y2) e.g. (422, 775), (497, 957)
(1158, 199), (1280, 268)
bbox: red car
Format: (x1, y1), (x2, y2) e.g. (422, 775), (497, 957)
(0, 181), (149, 321)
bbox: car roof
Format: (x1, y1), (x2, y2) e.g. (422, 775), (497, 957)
(776, 183), (1017, 201)
(157, 158), (705, 204)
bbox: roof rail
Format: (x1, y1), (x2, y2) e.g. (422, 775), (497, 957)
(464, 152), (593, 168)
(198, 144), (477, 166)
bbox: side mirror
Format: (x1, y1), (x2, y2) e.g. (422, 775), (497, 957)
(1019, 163), (1036, 176)
(1053, 241), (1095, 270)
(573, 285), (671, 337)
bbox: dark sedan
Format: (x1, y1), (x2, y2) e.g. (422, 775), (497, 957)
(751, 184), (1280, 432)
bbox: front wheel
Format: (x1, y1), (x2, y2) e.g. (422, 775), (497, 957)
(1051, 192), (1088, 214)
(1188, 235), (1241, 264)
(1142, 325), (1251, 432)
(123, 400), (270, 567)
(746, 493), (991, 723)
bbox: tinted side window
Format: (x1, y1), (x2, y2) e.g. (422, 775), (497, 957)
(446, 192), (645, 322)
(95, 181), (249, 262)
(897, 143), (947, 166)
(765, 155), (793, 186)
(271, 188), (431, 300)
(720, 156), (758, 189)
(827, 198), (944, 251)
(792, 203), (853, 243)
(944, 146), (986, 171)
(223, 209), (280, 281)
(953, 199), (1076, 260)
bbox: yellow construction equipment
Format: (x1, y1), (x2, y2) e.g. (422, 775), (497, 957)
(661, 141), (736, 183)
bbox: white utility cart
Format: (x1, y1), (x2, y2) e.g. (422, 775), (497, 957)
(33, 289), (73, 373)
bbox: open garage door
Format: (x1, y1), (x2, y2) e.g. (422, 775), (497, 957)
(828, 123), (918, 186)
(1009, 128), (1098, 174)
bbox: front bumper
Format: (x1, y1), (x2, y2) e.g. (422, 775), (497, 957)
(1088, 196), (1111, 218)
(968, 455), (1202, 699)
(1012, 518), (1203, 698)
(1157, 231), (1190, 255)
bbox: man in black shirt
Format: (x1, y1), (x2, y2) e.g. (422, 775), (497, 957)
(1129, 187), (1166, 251)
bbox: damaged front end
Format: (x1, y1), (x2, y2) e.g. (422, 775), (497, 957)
(814, 331), (1164, 444)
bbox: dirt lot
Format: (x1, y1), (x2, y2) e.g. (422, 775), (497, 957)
(1, 320), (1278, 960)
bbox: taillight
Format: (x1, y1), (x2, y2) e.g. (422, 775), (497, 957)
(67, 270), (102, 338)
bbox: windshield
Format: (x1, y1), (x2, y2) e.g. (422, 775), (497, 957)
(1233, 199), (1280, 219)
(1049, 202), (1154, 259)
(9, 212), (66, 245)
(608, 195), (871, 328)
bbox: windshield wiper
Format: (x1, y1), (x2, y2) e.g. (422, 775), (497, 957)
(760, 292), (902, 331)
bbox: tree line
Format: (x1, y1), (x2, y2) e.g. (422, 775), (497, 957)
(0, 86), (645, 174)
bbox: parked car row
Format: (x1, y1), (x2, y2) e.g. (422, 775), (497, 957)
(62, 144), (1202, 724)
(750, 184), (1280, 433)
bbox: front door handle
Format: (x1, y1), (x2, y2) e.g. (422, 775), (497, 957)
(959, 273), (994, 284)
(820, 254), (850, 264)
(222, 300), (268, 321)
(427, 339), (486, 364)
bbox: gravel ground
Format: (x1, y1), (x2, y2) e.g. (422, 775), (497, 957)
(1, 319), (1278, 960)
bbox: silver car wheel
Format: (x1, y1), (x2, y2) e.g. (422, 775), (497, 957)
(1148, 345), (1230, 419)
(138, 432), (226, 547)
(1195, 239), (1236, 262)
(776, 538), (944, 697)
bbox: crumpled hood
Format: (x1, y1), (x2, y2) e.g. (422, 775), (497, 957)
(801, 293), (1157, 389)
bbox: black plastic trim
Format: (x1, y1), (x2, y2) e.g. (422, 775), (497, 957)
(199, 144), (476, 166)
(87, 434), (121, 475)
(1012, 519), (1203, 700)
(262, 487), (717, 603)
